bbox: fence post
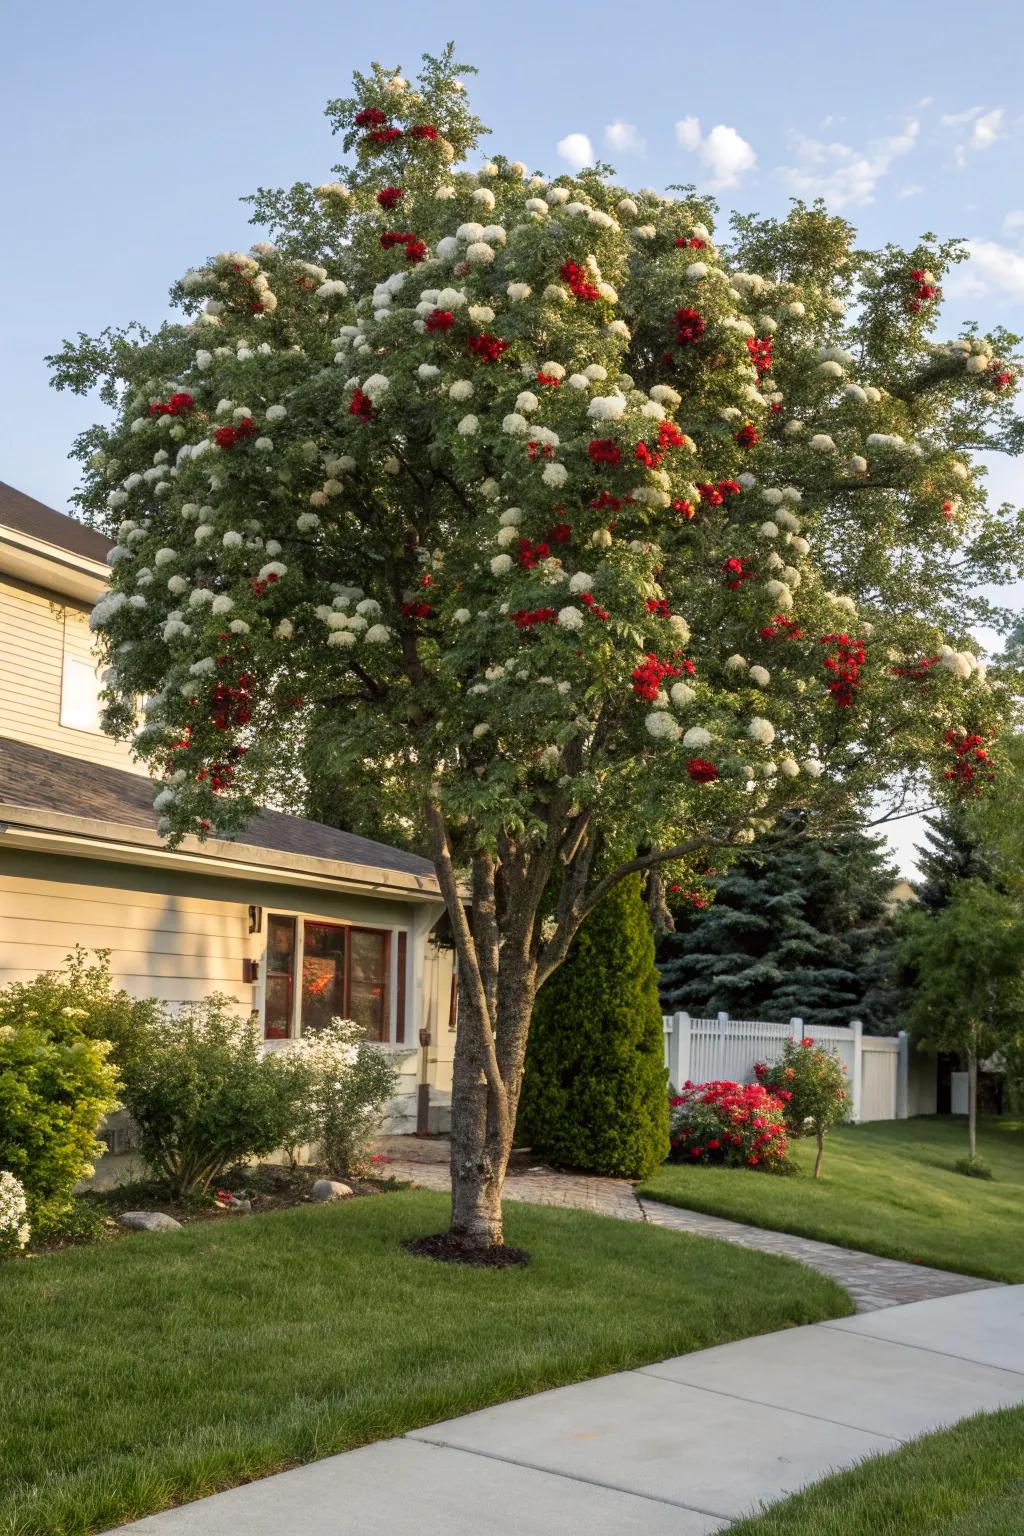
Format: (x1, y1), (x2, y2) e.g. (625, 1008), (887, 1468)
(850, 1018), (864, 1123)
(896, 1030), (910, 1119)
(716, 1010), (729, 1080)
(790, 1016), (803, 1045)
(671, 1011), (691, 1087)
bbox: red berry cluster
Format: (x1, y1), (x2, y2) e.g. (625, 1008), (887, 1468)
(214, 417), (257, 451)
(545, 522), (572, 544)
(376, 186), (403, 209)
(746, 336), (774, 375)
(760, 614), (804, 640)
(588, 438), (621, 466)
(675, 236), (707, 249)
(349, 388), (373, 421)
(401, 601), (434, 619)
(579, 592), (610, 620)
(467, 333), (510, 363)
(512, 607), (557, 629)
(891, 655), (940, 681)
(526, 440), (555, 460)
(821, 632), (866, 706)
(674, 307), (706, 345)
(734, 423), (759, 448)
(646, 598), (671, 617)
(380, 231), (426, 262)
(425, 308), (455, 332)
(516, 537), (551, 569)
(209, 675), (254, 731)
(909, 268), (939, 314)
(559, 260), (601, 301)
(697, 480), (741, 506)
(148, 392), (194, 418)
(943, 730), (994, 794)
(686, 758), (718, 783)
(722, 557), (756, 590)
(197, 745), (247, 793)
(631, 653), (684, 701)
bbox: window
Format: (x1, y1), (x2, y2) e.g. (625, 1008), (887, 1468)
(60, 652), (105, 733)
(264, 915), (399, 1044)
(264, 915), (296, 1039)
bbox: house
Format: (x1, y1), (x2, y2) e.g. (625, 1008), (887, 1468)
(0, 480), (458, 1157)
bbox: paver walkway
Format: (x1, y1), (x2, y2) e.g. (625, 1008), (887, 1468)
(105, 1285), (1024, 1535)
(381, 1140), (1000, 1313)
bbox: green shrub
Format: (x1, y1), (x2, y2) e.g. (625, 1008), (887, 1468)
(669, 1080), (791, 1170)
(0, 983), (121, 1223)
(955, 1154), (994, 1180)
(118, 998), (311, 1195)
(291, 1018), (400, 1176)
(518, 874), (669, 1178)
(755, 1036), (850, 1178)
(0, 947), (162, 1067)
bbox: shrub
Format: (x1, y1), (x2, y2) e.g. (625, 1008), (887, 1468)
(0, 1171), (30, 1258)
(118, 997), (311, 1195)
(518, 874), (670, 1178)
(669, 1080), (790, 1170)
(955, 1154), (993, 1180)
(291, 1018), (399, 1176)
(755, 1036), (850, 1177)
(0, 994), (121, 1224)
(0, 947), (162, 1067)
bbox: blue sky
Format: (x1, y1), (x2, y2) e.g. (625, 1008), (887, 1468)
(3, 0), (1023, 870)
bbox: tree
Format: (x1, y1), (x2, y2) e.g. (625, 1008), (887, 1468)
(518, 873), (668, 1178)
(914, 807), (992, 911)
(755, 1037), (850, 1177)
(899, 881), (1024, 1159)
(658, 820), (904, 1031)
(50, 49), (1024, 1248)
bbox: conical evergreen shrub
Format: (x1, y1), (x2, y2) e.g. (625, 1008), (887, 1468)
(518, 874), (669, 1177)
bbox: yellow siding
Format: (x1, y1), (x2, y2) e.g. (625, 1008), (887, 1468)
(0, 576), (143, 772)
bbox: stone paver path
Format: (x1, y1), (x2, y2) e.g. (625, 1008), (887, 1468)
(382, 1139), (999, 1313)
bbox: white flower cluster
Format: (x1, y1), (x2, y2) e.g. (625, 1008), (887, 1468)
(0, 1170), (30, 1254)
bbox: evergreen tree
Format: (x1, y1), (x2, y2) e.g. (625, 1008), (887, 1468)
(518, 874), (669, 1178)
(657, 821), (903, 1031)
(914, 808), (993, 911)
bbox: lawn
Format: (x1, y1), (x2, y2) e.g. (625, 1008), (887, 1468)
(638, 1116), (1024, 1282)
(727, 1405), (1024, 1535)
(0, 1189), (850, 1536)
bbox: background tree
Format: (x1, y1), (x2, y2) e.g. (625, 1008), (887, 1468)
(658, 819), (904, 1030)
(899, 881), (1024, 1160)
(50, 48), (1024, 1248)
(518, 873), (668, 1178)
(914, 807), (993, 911)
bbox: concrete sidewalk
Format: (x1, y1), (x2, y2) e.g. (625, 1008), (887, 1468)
(106, 1285), (1024, 1535)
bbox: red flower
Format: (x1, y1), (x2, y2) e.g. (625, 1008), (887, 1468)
(377, 186), (404, 209)
(411, 123), (438, 140)
(512, 607), (557, 629)
(820, 632), (866, 707)
(589, 438), (621, 466)
(516, 537), (551, 569)
(687, 758), (718, 783)
(425, 308), (455, 332)
(401, 601), (434, 619)
(734, 423), (759, 448)
(673, 499), (696, 519)
(674, 307), (706, 345)
(560, 260), (602, 301)
(467, 333), (510, 363)
(745, 336), (774, 375)
(536, 371), (562, 387)
(214, 426), (237, 450)
(722, 557), (755, 589)
(631, 653), (683, 701)
(349, 388), (373, 422)
(367, 127), (403, 146)
(354, 107), (387, 128)
(545, 522), (573, 544)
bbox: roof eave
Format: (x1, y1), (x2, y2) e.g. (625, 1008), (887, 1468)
(0, 526), (109, 604)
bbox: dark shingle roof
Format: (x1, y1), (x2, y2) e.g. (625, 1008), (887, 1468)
(0, 481), (110, 564)
(0, 736), (436, 884)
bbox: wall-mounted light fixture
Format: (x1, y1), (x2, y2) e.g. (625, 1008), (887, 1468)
(242, 958), (260, 984)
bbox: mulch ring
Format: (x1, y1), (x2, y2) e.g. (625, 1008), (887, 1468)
(402, 1232), (531, 1268)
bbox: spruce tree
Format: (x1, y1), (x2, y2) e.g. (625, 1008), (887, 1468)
(518, 874), (669, 1178)
(657, 821), (903, 1031)
(914, 808), (993, 912)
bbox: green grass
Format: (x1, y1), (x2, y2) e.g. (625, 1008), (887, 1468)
(639, 1116), (1024, 1282)
(0, 1189), (850, 1536)
(728, 1406), (1024, 1535)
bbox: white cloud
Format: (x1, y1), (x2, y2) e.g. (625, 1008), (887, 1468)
(777, 121), (918, 209)
(557, 132), (593, 169)
(940, 106), (1006, 164)
(675, 116), (757, 189)
(945, 239), (1024, 301)
(603, 120), (645, 154)
(675, 116), (702, 152)
(1004, 210), (1024, 236)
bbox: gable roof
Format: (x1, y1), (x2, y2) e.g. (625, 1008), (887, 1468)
(0, 736), (439, 898)
(0, 481), (110, 564)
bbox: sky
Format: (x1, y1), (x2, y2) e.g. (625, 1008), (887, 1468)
(3, 0), (1023, 874)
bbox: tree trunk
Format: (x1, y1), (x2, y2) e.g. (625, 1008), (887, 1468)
(968, 1048), (978, 1160)
(813, 1125), (825, 1179)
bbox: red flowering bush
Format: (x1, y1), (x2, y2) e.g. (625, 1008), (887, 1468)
(755, 1038), (849, 1177)
(668, 1080), (790, 1170)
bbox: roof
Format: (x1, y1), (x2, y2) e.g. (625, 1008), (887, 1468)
(0, 736), (439, 896)
(0, 480), (110, 564)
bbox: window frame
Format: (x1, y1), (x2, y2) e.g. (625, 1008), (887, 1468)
(260, 911), (409, 1047)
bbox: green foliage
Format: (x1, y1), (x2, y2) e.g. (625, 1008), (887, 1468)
(914, 807), (993, 911)
(118, 999), (311, 1195)
(519, 874), (669, 1177)
(290, 1018), (400, 1176)
(0, 972), (122, 1224)
(755, 1037), (850, 1175)
(658, 817), (903, 1030)
(954, 1154), (993, 1180)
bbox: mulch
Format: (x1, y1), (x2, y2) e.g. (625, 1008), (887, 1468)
(401, 1232), (531, 1268)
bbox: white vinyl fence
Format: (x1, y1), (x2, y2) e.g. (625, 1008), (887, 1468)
(662, 1012), (911, 1123)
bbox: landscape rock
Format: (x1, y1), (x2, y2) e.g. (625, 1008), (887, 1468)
(116, 1211), (183, 1233)
(311, 1179), (354, 1203)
